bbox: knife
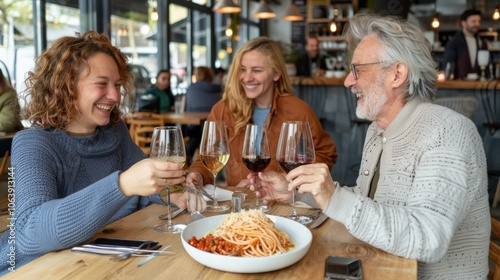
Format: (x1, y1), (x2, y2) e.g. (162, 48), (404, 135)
(310, 213), (329, 228)
(137, 245), (172, 267)
(72, 245), (174, 256)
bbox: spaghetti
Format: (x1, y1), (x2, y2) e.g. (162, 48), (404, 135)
(188, 209), (294, 257)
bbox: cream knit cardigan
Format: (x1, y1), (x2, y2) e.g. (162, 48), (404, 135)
(319, 98), (490, 279)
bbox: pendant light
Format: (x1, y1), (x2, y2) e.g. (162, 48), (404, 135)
(282, 1), (303, 21)
(213, 0), (241, 14)
(252, 0), (276, 19)
(493, 4), (500, 20)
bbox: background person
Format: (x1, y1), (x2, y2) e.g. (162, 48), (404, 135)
(184, 66), (223, 164)
(142, 69), (175, 112)
(442, 9), (489, 80)
(252, 13), (489, 279)
(294, 35), (328, 77)
(0, 69), (23, 133)
(186, 36), (337, 189)
(0, 31), (190, 276)
(212, 67), (226, 87)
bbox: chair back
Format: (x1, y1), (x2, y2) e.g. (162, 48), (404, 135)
(0, 136), (12, 181)
(434, 96), (478, 119)
(480, 81), (500, 136)
(134, 126), (156, 156)
(490, 217), (500, 280)
(128, 112), (164, 142)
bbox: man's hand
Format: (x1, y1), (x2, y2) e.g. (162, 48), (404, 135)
(286, 163), (336, 210)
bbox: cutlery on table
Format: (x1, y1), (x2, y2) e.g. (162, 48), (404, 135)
(310, 213), (329, 229)
(199, 187), (215, 202)
(191, 211), (205, 221)
(137, 246), (172, 267)
(71, 244), (174, 258)
(159, 207), (185, 220)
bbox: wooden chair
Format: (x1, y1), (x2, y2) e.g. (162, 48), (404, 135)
(489, 217), (500, 280)
(128, 112), (164, 142)
(342, 87), (371, 186)
(0, 136), (13, 181)
(134, 126), (156, 156)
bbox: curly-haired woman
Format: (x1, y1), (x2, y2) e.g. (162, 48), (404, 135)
(0, 31), (188, 275)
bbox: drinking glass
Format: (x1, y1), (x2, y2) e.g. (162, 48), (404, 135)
(149, 126), (187, 233)
(184, 187), (207, 220)
(199, 120), (231, 212)
(242, 124), (271, 212)
(478, 50), (490, 81)
(276, 121), (316, 224)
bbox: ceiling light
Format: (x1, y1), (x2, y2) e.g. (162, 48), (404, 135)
(150, 8), (158, 22)
(494, 4), (500, 20)
(329, 21), (337, 33)
(213, 0), (241, 14)
(282, 2), (303, 21)
(252, 0), (276, 19)
(431, 14), (439, 29)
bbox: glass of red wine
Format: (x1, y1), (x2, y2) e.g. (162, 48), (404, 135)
(276, 121), (316, 224)
(242, 124), (271, 212)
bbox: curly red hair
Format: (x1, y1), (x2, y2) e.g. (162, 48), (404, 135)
(21, 31), (134, 129)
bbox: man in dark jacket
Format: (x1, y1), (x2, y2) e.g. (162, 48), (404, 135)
(295, 36), (327, 77)
(442, 9), (489, 80)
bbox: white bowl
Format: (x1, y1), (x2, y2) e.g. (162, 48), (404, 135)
(181, 214), (312, 273)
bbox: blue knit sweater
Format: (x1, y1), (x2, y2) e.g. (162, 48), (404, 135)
(0, 121), (163, 275)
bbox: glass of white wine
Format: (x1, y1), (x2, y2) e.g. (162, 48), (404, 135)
(199, 120), (230, 212)
(149, 126), (187, 233)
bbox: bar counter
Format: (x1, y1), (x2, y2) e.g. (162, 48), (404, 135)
(289, 76), (500, 186)
(289, 75), (497, 89)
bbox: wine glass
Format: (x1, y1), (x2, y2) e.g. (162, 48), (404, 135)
(199, 120), (231, 212)
(242, 124), (271, 212)
(276, 121), (316, 224)
(149, 126), (187, 233)
(478, 50), (490, 81)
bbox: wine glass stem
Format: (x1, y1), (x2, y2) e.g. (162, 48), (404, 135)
(291, 189), (297, 217)
(213, 173), (219, 207)
(255, 173), (260, 208)
(167, 187), (173, 228)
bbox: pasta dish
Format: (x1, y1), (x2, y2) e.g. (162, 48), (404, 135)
(187, 209), (294, 257)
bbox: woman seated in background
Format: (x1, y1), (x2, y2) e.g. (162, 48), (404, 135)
(184, 66), (223, 164)
(0, 31), (189, 276)
(186, 36), (337, 190)
(0, 69), (23, 133)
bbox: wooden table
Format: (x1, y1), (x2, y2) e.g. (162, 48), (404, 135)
(3, 194), (416, 279)
(161, 112), (209, 126)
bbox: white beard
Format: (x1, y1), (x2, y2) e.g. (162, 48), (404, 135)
(354, 76), (387, 121)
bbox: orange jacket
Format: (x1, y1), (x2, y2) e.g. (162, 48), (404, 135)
(188, 93), (338, 187)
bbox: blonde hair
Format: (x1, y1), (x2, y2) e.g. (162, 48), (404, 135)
(222, 37), (293, 136)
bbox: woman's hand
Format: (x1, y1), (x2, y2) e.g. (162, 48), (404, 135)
(118, 159), (185, 196)
(286, 163), (336, 210)
(186, 171), (204, 187)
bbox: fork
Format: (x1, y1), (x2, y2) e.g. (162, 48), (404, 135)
(199, 187), (215, 202)
(191, 211), (205, 221)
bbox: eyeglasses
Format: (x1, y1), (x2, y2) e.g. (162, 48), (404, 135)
(349, 62), (383, 80)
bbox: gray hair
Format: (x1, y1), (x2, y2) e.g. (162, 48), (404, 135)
(343, 12), (437, 102)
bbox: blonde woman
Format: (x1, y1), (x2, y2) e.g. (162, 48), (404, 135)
(187, 37), (337, 190)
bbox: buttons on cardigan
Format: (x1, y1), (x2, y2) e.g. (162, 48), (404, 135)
(382, 137), (387, 143)
(364, 170), (370, 176)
